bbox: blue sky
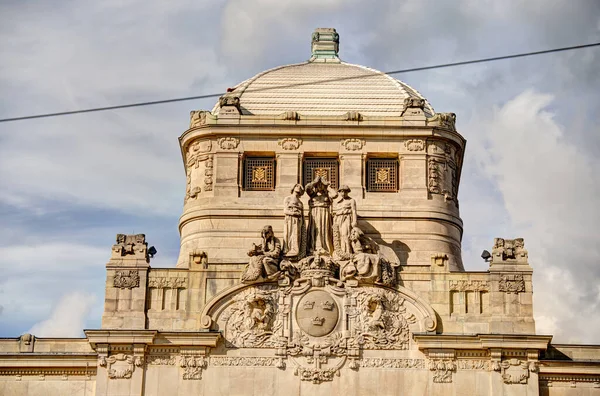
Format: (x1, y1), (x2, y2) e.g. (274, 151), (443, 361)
(1, 0), (599, 343)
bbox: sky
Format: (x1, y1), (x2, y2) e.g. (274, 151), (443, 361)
(0, 0), (599, 344)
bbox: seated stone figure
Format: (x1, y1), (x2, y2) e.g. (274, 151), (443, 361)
(241, 226), (282, 283)
(340, 227), (399, 286)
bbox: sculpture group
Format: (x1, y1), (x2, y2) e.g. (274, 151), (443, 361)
(241, 177), (400, 286)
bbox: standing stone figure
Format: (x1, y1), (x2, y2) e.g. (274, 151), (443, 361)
(241, 226), (282, 283)
(282, 184), (305, 258)
(332, 185), (357, 258)
(305, 176), (334, 255)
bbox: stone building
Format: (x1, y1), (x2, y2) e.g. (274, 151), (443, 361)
(1, 28), (599, 396)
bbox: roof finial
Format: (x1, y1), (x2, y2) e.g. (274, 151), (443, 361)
(310, 28), (340, 62)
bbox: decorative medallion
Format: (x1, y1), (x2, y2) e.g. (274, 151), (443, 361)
(341, 138), (365, 151)
(278, 138), (302, 151)
(296, 290), (339, 337)
(217, 137), (240, 150)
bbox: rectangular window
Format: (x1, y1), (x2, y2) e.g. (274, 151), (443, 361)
(367, 158), (398, 192)
(303, 157), (338, 189)
(244, 156), (275, 191)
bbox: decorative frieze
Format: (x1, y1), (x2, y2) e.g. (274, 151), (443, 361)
(210, 357), (284, 367)
(360, 358), (425, 369)
(456, 359), (489, 370)
(113, 270), (140, 289)
(217, 137), (240, 150)
(278, 138), (302, 150)
(449, 280), (489, 292)
(340, 138), (365, 151)
(146, 355), (177, 365)
(148, 276), (187, 289)
(499, 274), (526, 294)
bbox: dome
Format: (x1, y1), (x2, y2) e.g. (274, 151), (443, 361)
(212, 28), (435, 118)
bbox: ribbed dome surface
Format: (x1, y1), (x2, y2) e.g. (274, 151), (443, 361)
(211, 61), (435, 118)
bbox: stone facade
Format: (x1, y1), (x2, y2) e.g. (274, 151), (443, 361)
(1, 28), (599, 396)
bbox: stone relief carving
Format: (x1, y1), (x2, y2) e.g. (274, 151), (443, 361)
(306, 177), (335, 255)
(179, 355), (207, 380)
(493, 238), (528, 262)
(499, 274), (526, 294)
(221, 285), (281, 348)
(189, 249), (208, 268)
(219, 95), (240, 109)
(427, 141), (459, 203)
(405, 139), (425, 151)
(351, 288), (414, 350)
(278, 138), (303, 150)
(500, 358), (533, 384)
(99, 353), (143, 380)
(217, 137), (240, 150)
(429, 359), (456, 383)
(113, 270), (140, 289)
(341, 138), (365, 151)
(449, 280), (489, 292)
(204, 155), (214, 192)
(404, 97), (426, 109)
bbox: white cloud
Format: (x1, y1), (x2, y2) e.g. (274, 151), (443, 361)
(466, 90), (600, 343)
(28, 291), (96, 337)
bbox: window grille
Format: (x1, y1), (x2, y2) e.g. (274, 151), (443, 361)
(303, 157), (338, 189)
(367, 158), (398, 192)
(244, 157), (275, 191)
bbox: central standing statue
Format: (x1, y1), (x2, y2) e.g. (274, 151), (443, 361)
(305, 176), (334, 255)
(332, 185), (357, 259)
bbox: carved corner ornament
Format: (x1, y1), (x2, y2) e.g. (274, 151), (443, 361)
(189, 111), (208, 128)
(113, 270), (140, 289)
(278, 111), (300, 121)
(217, 137), (240, 150)
(492, 238), (528, 262)
(341, 138), (365, 151)
(344, 111), (362, 121)
(112, 233), (148, 259)
(278, 138), (303, 151)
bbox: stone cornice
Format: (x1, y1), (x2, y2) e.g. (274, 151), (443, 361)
(154, 331), (221, 348)
(85, 329), (158, 348)
(539, 361), (600, 375)
(413, 334), (553, 351)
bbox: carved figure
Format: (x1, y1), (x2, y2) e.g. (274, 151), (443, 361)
(241, 226), (282, 283)
(332, 185), (358, 259)
(305, 177), (334, 255)
(283, 184), (306, 258)
(339, 227), (398, 286)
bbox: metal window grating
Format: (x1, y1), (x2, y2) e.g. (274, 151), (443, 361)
(367, 158), (398, 192)
(244, 157), (275, 191)
(303, 157), (338, 189)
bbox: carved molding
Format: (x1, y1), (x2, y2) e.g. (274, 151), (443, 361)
(449, 280), (489, 292)
(340, 138), (365, 151)
(113, 270), (140, 289)
(405, 139), (425, 151)
(217, 137), (240, 150)
(278, 138), (303, 151)
(499, 274), (526, 294)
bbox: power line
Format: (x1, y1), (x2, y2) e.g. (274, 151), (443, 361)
(1, 42), (599, 123)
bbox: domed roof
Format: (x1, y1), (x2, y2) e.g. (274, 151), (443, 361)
(212, 28), (435, 118)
